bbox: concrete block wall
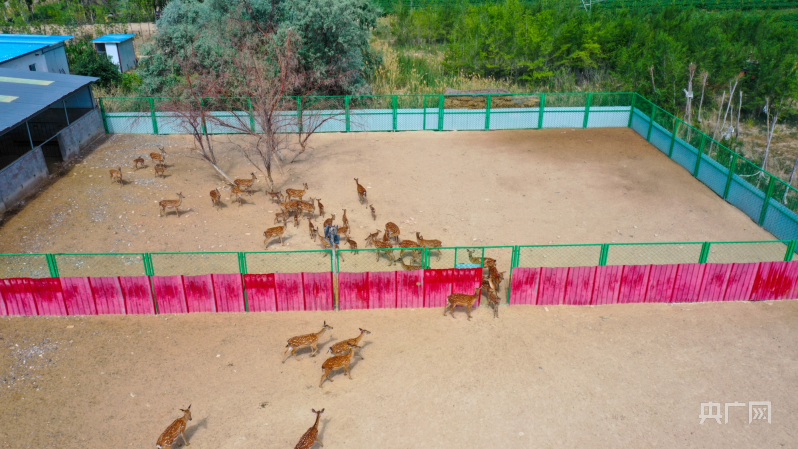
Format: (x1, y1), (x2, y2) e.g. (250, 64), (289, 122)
(57, 108), (103, 160)
(0, 147), (48, 214)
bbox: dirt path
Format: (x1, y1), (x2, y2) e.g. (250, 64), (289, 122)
(1, 301), (796, 448)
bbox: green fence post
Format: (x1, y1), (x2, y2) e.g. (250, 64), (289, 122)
(758, 175), (776, 226)
(297, 97), (303, 134)
(698, 242), (711, 263)
(247, 97), (255, 132)
(143, 253), (154, 276)
(667, 120), (678, 158)
(344, 96), (351, 132)
(438, 95), (445, 131)
(422, 95), (428, 131)
(693, 135), (706, 177)
(392, 95), (398, 131)
(723, 153), (738, 200)
(599, 244), (609, 266)
(98, 98), (109, 133)
(537, 93), (545, 129)
(46, 254), (59, 278)
(645, 104), (656, 141)
(784, 240), (797, 261)
(627, 93), (637, 127)
(149, 97), (159, 135)
(582, 93), (592, 128)
(485, 94), (492, 130)
(238, 252), (249, 312)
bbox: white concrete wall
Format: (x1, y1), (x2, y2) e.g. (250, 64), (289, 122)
(105, 43), (121, 69)
(43, 44), (69, 74)
(0, 44), (69, 74)
(0, 51), (48, 72)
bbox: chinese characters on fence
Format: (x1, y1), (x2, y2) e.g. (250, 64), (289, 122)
(699, 402), (771, 424)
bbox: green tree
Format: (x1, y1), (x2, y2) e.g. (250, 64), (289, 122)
(66, 40), (122, 87)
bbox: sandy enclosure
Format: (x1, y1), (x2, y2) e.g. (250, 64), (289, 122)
(1, 302), (797, 448)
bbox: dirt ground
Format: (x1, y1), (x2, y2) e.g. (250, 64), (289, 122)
(0, 128), (775, 257)
(1, 301), (796, 448)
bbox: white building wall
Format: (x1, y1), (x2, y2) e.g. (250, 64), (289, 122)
(0, 51), (49, 72)
(0, 44), (69, 74)
(43, 44), (69, 74)
(105, 43), (121, 69)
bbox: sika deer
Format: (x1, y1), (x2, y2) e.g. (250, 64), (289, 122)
(154, 163), (166, 178)
(234, 172), (258, 193)
(294, 408), (324, 449)
(159, 192), (185, 217)
(263, 226), (285, 248)
(133, 157), (145, 169)
(155, 405), (192, 448)
(298, 200), (315, 219)
(210, 188), (222, 209)
(280, 200), (301, 216)
(319, 342), (362, 387)
(341, 209), (349, 229)
(150, 146), (166, 165)
(308, 219), (318, 241)
(370, 204), (376, 221)
(275, 211), (288, 224)
(109, 166), (122, 186)
(267, 189), (284, 204)
(316, 198), (325, 218)
(486, 265), (505, 293)
(346, 237), (358, 251)
(373, 239), (396, 265)
(354, 178), (367, 203)
(293, 213), (300, 228)
(399, 257), (422, 271)
(329, 328), (371, 357)
(364, 230), (381, 247)
(283, 321), (333, 363)
(444, 286), (482, 320)
(230, 185), (245, 206)
(322, 213), (336, 230)
(398, 239), (422, 261)
(286, 183), (309, 201)
(385, 222), (400, 243)
(467, 249), (496, 267)
(416, 232), (442, 261)
(485, 279), (501, 319)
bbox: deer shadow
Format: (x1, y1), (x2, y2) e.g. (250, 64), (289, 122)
(185, 416), (209, 442)
(317, 417), (331, 443)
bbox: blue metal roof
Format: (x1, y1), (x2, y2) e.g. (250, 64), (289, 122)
(91, 34), (136, 43)
(0, 34), (72, 64)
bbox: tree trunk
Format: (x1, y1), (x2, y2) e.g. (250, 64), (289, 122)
(762, 101), (778, 173)
(735, 91), (742, 139)
(697, 72), (708, 124)
(783, 153), (798, 204)
(211, 163), (235, 185)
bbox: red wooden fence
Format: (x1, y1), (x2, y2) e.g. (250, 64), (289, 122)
(0, 262), (796, 316)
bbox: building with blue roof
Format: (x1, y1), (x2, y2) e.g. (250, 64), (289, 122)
(92, 34), (137, 73)
(0, 34), (72, 74)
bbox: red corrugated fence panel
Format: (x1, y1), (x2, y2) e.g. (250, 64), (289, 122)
(183, 275), (216, 313)
(617, 265), (650, 304)
(89, 277), (126, 314)
(152, 275), (187, 314)
(367, 271), (395, 309)
(750, 261), (798, 301)
(537, 267), (568, 306)
(244, 274), (277, 312)
(563, 266), (595, 306)
(302, 272), (333, 311)
(275, 273), (304, 311)
(509, 268), (540, 305)
(396, 270), (423, 308)
(699, 264), (732, 302)
(212, 274), (245, 312)
(338, 272), (369, 310)
(644, 264), (678, 303)
(671, 264), (706, 303)
(424, 269), (454, 308)
(592, 265), (622, 305)
(0, 282), (6, 316)
(118, 276), (155, 315)
(723, 262), (758, 301)
(31, 278), (66, 316)
(0, 278), (37, 316)
(60, 277), (97, 315)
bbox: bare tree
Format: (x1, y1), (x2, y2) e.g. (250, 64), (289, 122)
(697, 71), (709, 123)
(683, 62), (696, 125)
(735, 90), (742, 139)
(293, 97), (347, 163)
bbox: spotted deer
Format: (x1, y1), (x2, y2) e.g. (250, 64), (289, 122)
(467, 249), (496, 267)
(210, 188), (222, 209)
(354, 178), (367, 203)
(109, 166), (122, 186)
(159, 192), (185, 217)
(263, 226), (285, 248)
(283, 321), (333, 363)
(341, 209), (349, 229)
(398, 239), (422, 261)
(320, 342), (362, 387)
(399, 257), (422, 271)
(485, 279), (501, 318)
(373, 239), (396, 265)
(416, 232), (442, 261)
(294, 408), (324, 449)
(155, 405), (192, 448)
(487, 265), (506, 293)
(444, 286), (482, 320)
(154, 163), (166, 178)
(133, 157), (146, 169)
(230, 185), (246, 206)
(150, 146), (166, 165)
(298, 200), (315, 219)
(364, 230), (381, 247)
(316, 198), (325, 218)
(336, 225), (350, 238)
(385, 222), (400, 243)
(346, 237), (358, 251)
(322, 213), (336, 230)
(370, 204), (376, 221)
(308, 219), (318, 241)
(234, 172), (258, 193)
(329, 328), (371, 357)
(267, 189), (284, 204)
(293, 213), (300, 228)
(280, 200), (301, 217)
(286, 183), (309, 201)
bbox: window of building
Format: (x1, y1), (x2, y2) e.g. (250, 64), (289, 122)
(28, 64), (36, 71)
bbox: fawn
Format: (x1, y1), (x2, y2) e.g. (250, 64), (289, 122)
(330, 328), (370, 357)
(231, 185), (250, 206)
(467, 249), (496, 267)
(159, 192), (185, 217)
(280, 200), (301, 216)
(486, 265), (505, 292)
(373, 239), (396, 265)
(210, 188), (222, 209)
(308, 219), (318, 241)
(416, 232), (442, 261)
(234, 172), (257, 193)
(342, 209), (349, 229)
(370, 204), (376, 221)
(294, 408), (324, 449)
(154, 163), (166, 178)
(155, 405), (192, 448)
(320, 342), (361, 387)
(398, 239), (422, 261)
(354, 178), (367, 203)
(298, 200), (315, 219)
(385, 222), (400, 243)
(444, 286), (483, 320)
(364, 230), (381, 247)
(133, 157), (145, 169)
(346, 237), (358, 251)
(109, 166), (122, 186)
(263, 226), (285, 248)
(267, 189), (284, 204)
(293, 213), (300, 228)
(150, 146), (166, 165)
(316, 198), (325, 218)
(286, 183), (309, 201)
(322, 213), (335, 230)
(399, 257), (423, 271)
(283, 321), (333, 363)
(484, 279), (501, 318)
(275, 211), (288, 224)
